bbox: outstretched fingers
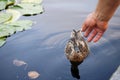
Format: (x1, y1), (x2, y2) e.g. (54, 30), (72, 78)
(87, 29), (97, 42)
(84, 26), (94, 37)
(93, 32), (103, 42)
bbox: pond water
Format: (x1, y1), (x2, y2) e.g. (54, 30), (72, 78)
(0, 0), (120, 80)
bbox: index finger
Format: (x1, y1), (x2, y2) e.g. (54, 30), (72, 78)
(81, 23), (88, 32)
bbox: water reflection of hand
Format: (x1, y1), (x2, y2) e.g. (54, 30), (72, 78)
(82, 12), (108, 42)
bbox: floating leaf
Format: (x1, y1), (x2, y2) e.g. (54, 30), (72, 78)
(0, 0), (15, 10)
(7, 0), (15, 5)
(5, 9), (21, 23)
(0, 24), (15, 37)
(0, 0), (44, 47)
(0, 20), (33, 47)
(10, 3), (43, 16)
(9, 20), (33, 31)
(0, 12), (12, 23)
(21, 0), (42, 4)
(28, 71), (40, 79)
(8, 5), (23, 9)
(0, 37), (6, 47)
(0, 0), (7, 10)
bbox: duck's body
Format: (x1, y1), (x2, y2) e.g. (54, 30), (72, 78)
(65, 30), (89, 62)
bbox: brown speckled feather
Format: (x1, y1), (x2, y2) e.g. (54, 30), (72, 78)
(65, 29), (89, 62)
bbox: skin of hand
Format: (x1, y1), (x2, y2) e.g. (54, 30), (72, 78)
(81, 0), (120, 42)
(81, 12), (108, 42)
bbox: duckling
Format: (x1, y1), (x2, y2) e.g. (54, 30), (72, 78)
(65, 29), (89, 63)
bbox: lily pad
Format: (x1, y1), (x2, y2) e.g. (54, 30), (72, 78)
(21, 0), (42, 4)
(0, 37), (6, 47)
(0, 20), (33, 47)
(0, 0), (15, 10)
(9, 20), (33, 31)
(0, 24), (15, 37)
(6, 0), (15, 8)
(5, 9), (21, 23)
(0, 12), (12, 23)
(0, 0), (7, 10)
(7, 0), (15, 5)
(10, 3), (43, 16)
(0, 0), (43, 47)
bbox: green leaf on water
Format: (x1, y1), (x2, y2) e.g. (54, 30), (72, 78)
(0, 12), (12, 23)
(7, 0), (15, 5)
(0, 0), (43, 47)
(0, 37), (6, 47)
(0, 0), (15, 10)
(0, 24), (15, 37)
(9, 20), (33, 31)
(8, 5), (23, 9)
(10, 3), (43, 16)
(21, 0), (42, 4)
(0, 0), (7, 10)
(0, 20), (33, 47)
(5, 9), (21, 23)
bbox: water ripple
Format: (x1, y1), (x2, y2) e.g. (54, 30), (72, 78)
(40, 30), (71, 49)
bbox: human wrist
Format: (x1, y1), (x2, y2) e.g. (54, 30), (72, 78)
(91, 12), (108, 30)
(93, 0), (120, 22)
(92, 11), (110, 22)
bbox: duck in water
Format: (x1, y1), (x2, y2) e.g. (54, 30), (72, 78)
(65, 29), (89, 62)
(65, 29), (89, 79)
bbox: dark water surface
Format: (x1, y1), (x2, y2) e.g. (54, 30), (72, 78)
(0, 0), (120, 80)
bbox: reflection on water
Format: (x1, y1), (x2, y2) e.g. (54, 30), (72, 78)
(64, 29), (89, 79)
(70, 61), (83, 79)
(0, 0), (120, 80)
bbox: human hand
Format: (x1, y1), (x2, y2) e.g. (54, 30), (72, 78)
(81, 12), (108, 42)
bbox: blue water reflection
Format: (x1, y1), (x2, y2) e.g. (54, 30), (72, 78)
(0, 0), (120, 80)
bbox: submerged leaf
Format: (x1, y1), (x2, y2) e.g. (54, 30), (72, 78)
(5, 9), (21, 23)
(28, 71), (40, 79)
(0, 37), (6, 47)
(0, 12), (12, 23)
(10, 3), (43, 16)
(13, 59), (27, 66)
(21, 0), (42, 4)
